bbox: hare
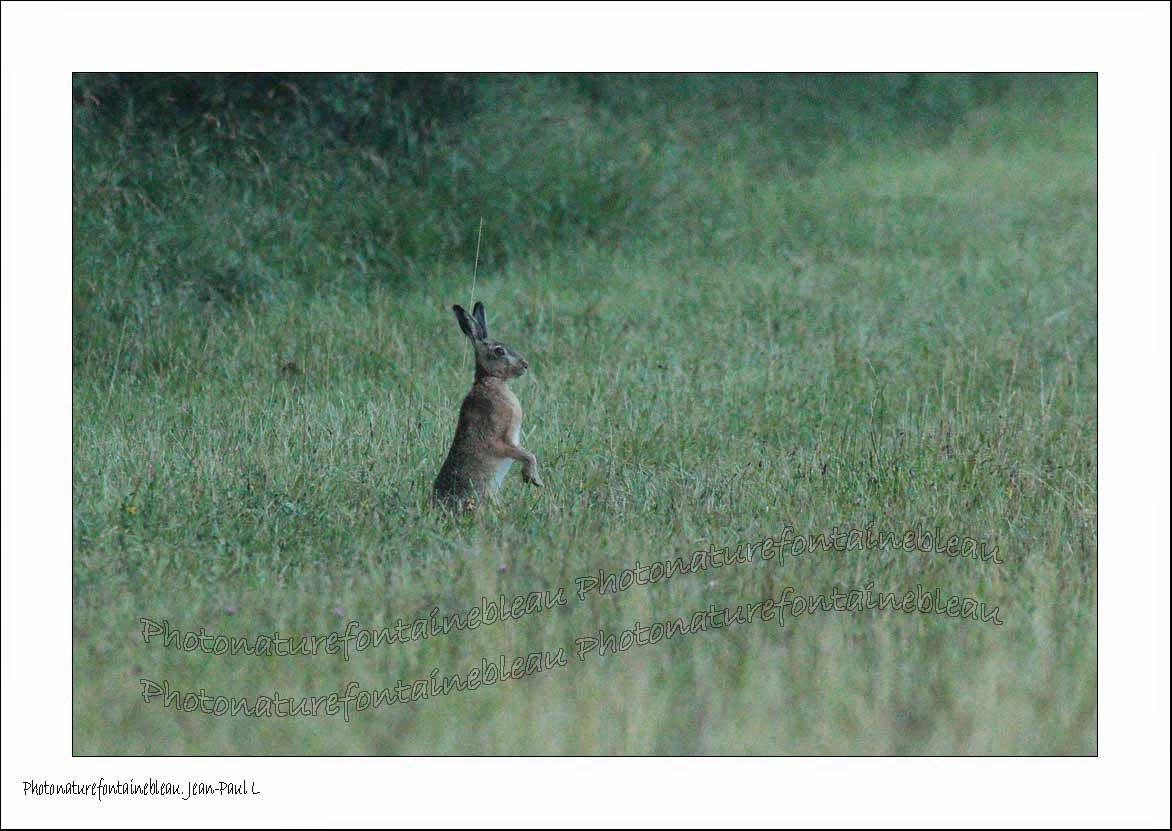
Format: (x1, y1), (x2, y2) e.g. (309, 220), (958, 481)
(432, 302), (542, 509)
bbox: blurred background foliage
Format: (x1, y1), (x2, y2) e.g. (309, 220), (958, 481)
(71, 72), (1059, 368)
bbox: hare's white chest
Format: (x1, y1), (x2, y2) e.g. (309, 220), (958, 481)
(492, 424), (521, 489)
(492, 394), (522, 490)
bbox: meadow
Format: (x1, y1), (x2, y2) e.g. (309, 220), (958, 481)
(72, 73), (1096, 754)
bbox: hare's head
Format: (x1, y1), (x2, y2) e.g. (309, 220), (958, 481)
(453, 302), (529, 380)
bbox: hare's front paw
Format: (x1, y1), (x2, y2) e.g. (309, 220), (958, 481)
(523, 465), (544, 487)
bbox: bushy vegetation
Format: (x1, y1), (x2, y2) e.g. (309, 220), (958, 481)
(72, 73), (1096, 754)
(72, 73), (1023, 367)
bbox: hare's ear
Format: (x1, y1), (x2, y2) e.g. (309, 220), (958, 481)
(452, 305), (479, 340)
(472, 302), (488, 339)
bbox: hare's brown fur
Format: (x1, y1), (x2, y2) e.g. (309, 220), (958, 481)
(432, 303), (541, 509)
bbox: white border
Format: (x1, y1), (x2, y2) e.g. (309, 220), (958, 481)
(3, 1), (1169, 828)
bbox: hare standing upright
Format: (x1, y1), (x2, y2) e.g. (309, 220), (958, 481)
(432, 302), (543, 509)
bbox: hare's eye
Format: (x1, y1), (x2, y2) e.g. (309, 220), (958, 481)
(493, 346), (506, 357)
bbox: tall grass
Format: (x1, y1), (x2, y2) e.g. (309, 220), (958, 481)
(72, 74), (1096, 754)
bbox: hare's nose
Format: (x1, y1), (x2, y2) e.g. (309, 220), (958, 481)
(520, 359), (529, 369)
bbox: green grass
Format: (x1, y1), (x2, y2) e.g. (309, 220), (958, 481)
(72, 75), (1096, 754)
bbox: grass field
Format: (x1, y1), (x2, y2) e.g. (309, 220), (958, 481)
(72, 74), (1096, 755)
